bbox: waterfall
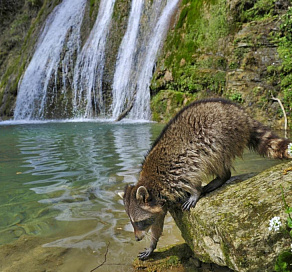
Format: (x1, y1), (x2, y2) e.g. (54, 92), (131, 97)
(111, 0), (179, 120)
(13, 0), (179, 121)
(111, 0), (144, 119)
(130, 0), (179, 120)
(73, 0), (116, 118)
(14, 0), (87, 120)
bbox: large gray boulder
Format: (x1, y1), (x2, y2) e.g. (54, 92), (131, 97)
(169, 161), (292, 271)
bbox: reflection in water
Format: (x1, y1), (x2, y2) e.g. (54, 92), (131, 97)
(12, 122), (152, 251)
(113, 124), (151, 184)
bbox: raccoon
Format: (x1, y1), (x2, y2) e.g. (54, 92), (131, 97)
(119, 98), (291, 260)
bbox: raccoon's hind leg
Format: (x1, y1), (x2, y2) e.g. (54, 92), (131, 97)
(202, 170), (231, 195)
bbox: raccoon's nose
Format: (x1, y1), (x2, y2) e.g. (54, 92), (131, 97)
(134, 230), (144, 241)
(135, 236), (142, 241)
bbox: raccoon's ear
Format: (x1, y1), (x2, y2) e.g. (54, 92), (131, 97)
(136, 186), (150, 203)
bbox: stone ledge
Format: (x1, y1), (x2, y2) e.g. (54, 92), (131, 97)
(169, 161), (292, 271)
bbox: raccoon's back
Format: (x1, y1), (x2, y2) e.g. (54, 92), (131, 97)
(174, 99), (250, 174)
(144, 99), (251, 179)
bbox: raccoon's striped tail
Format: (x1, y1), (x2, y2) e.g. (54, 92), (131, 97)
(248, 121), (291, 159)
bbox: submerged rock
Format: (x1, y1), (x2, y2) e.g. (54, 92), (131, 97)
(169, 161), (292, 271)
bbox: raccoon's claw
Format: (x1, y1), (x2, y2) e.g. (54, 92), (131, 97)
(182, 196), (198, 211)
(138, 248), (153, 260)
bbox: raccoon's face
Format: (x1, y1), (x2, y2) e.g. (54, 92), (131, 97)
(119, 184), (165, 241)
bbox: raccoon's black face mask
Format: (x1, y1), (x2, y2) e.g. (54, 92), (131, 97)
(119, 184), (165, 240)
(133, 217), (155, 231)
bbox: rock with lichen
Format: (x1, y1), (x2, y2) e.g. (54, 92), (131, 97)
(169, 161), (292, 271)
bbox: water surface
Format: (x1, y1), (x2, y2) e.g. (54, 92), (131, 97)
(0, 121), (285, 271)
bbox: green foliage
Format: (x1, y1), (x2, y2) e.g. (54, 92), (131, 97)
(239, 0), (276, 22)
(225, 90), (244, 103)
(159, 0), (229, 94)
(275, 252), (292, 272)
(166, 255), (180, 266)
(282, 188), (292, 231)
(276, 7), (292, 116)
(274, 188), (292, 272)
(150, 90), (196, 122)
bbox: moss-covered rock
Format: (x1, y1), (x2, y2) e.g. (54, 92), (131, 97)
(151, 0), (292, 128)
(133, 243), (192, 272)
(150, 90), (197, 123)
(133, 243), (232, 272)
(169, 161), (292, 271)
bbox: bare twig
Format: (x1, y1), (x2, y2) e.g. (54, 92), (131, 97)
(90, 242), (110, 272)
(271, 96), (288, 138)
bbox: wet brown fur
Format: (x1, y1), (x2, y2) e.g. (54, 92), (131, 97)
(139, 98), (290, 201)
(121, 98), (291, 260)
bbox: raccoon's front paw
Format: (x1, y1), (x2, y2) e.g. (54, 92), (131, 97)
(138, 248), (153, 260)
(182, 195), (199, 211)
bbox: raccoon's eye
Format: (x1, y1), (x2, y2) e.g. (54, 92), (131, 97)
(134, 217), (155, 230)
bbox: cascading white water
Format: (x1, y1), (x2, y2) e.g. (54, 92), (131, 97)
(14, 0), (179, 121)
(73, 0), (116, 118)
(111, 0), (144, 119)
(129, 0), (180, 120)
(14, 0), (87, 120)
(111, 0), (180, 120)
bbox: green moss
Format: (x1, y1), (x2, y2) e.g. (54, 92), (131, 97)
(133, 243), (193, 272)
(224, 90), (244, 103)
(89, 0), (97, 17)
(151, 0), (292, 126)
(152, 0), (229, 96)
(27, 0), (42, 7)
(270, 6), (292, 127)
(220, 241), (234, 268)
(239, 0), (276, 22)
(150, 90), (196, 123)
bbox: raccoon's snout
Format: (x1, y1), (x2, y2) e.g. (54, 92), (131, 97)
(135, 235), (143, 241)
(135, 230), (145, 241)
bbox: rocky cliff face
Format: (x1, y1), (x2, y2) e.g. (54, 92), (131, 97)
(169, 161), (292, 271)
(151, 0), (292, 128)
